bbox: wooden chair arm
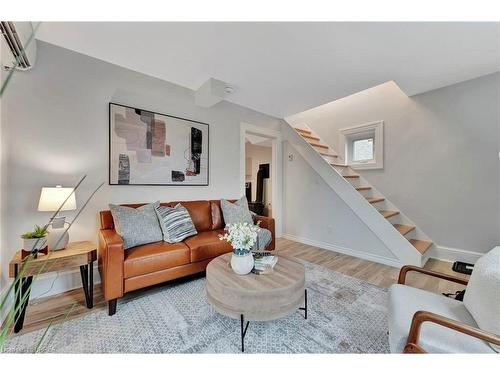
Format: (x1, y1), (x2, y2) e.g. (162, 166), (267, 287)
(398, 265), (468, 285)
(404, 310), (500, 353)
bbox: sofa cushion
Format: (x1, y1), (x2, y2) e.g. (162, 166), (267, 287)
(169, 200), (212, 232)
(220, 196), (253, 225)
(388, 283), (494, 353)
(210, 200), (224, 230)
(155, 204), (197, 243)
(184, 230), (233, 262)
(109, 202), (163, 249)
(124, 241), (190, 278)
(463, 246), (500, 352)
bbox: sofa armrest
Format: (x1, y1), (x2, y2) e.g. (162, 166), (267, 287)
(98, 229), (125, 301)
(254, 215), (275, 250)
(404, 310), (500, 353)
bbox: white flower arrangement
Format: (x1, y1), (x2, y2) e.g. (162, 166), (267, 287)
(219, 222), (261, 255)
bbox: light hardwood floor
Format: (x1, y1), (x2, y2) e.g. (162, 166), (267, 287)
(9, 238), (469, 336)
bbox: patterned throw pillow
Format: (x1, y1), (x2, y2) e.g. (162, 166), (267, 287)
(220, 196), (253, 226)
(253, 228), (272, 251)
(109, 201), (163, 250)
(155, 204), (198, 243)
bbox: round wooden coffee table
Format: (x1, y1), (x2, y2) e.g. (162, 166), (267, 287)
(206, 253), (307, 352)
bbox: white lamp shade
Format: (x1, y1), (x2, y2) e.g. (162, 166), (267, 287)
(38, 186), (77, 212)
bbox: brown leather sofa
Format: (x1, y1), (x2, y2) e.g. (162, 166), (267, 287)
(98, 199), (275, 315)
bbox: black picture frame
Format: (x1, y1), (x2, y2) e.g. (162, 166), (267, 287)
(109, 102), (209, 186)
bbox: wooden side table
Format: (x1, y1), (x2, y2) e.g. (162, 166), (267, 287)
(8, 241), (97, 333)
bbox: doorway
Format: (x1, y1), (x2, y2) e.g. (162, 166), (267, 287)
(245, 136), (272, 216)
(240, 123), (282, 235)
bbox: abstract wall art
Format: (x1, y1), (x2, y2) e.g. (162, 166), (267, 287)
(109, 103), (209, 185)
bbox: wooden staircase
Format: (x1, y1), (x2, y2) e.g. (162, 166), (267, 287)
(294, 127), (433, 258)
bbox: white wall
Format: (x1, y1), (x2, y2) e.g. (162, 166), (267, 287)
(283, 141), (399, 263)
(286, 75), (500, 254)
(245, 142), (272, 213)
(0, 43), (4, 292)
(1, 41), (283, 298)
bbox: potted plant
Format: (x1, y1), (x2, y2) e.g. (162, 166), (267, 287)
(219, 222), (260, 275)
(21, 225), (49, 253)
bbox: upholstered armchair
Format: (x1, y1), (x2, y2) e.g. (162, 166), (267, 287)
(388, 247), (500, 353)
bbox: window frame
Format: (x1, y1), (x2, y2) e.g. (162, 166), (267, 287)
(339, 121), (384, 170)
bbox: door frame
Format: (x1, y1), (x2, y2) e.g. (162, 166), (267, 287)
(240, 122), (282, 237)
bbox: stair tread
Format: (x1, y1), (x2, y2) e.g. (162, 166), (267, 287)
(343, 175), (359, 179)
(320, 152), (338, 157)
(295, 128), (311, 134)
(308, 142), (329, 149)
(330, 163), (348, 167)
(355, 186), (371, 191)
(301, 134), (320, 141)
(367, 197), (385, 203)
(379, 210), (400, 218)
(393, 224), (416, 235)
(409, 239), (433, 254)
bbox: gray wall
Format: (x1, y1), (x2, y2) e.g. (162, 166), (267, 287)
(283, 142), (398, 261)
(287, 75), (500, 253)
(0, 41), (282, 296)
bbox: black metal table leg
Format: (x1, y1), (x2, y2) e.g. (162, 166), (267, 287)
(240, 314), (249, 353)
(79, 262), (93, 309)
(89, 261), (93, 308)
(14, 274), (33, 333)
(299, 289), (308, 319)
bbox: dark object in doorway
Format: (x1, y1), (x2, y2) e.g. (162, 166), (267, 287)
(452, 261), (474, 275)
(245, 182), (252, 202)
(255, 163), (269, 203)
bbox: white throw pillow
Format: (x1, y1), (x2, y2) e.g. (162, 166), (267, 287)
(463, 246), (500, 352)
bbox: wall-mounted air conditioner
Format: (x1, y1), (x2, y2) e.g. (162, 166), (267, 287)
(0, 22), (37, 71)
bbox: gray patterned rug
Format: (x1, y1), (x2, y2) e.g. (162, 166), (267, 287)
(4, 262), (390, 353)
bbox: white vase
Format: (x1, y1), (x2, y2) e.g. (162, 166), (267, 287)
(231, 252), (254, 275)
(48, 217), (69, 250)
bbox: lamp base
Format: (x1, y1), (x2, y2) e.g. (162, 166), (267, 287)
(48, 217), (69, 250)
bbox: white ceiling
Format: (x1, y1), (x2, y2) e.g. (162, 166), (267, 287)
(36, 22), (500, 118)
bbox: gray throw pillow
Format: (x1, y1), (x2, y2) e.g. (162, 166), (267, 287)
(220, 196), (253, 226)
(109, 201), (163, 249)
(155, 204), (197, 243)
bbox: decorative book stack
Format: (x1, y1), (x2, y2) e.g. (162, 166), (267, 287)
(252, 252), (278, 275)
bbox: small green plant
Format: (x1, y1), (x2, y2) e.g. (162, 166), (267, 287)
(21, 225), (49, 239)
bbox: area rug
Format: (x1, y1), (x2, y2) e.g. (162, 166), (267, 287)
(3, 262), (390, 353)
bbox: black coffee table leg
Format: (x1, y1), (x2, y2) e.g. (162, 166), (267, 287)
(299, 289), (308, 319)
(14, 274), (33, 333)
(79, 262), (93, 309)
(240, 314), (249, 353)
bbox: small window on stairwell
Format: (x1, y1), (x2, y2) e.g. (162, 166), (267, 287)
(340, 121), (384, 170)
(352, 137), (374, 162)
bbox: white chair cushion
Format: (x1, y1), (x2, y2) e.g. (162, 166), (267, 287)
(463, 246), (500, 352)
(389, 284), (494, 353)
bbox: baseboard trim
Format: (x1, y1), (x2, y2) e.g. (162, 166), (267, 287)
(429, 245), (483, 264)
(281, 233), (403, 268)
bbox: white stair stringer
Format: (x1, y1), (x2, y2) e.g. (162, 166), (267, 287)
(283, 122), (425, 267)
